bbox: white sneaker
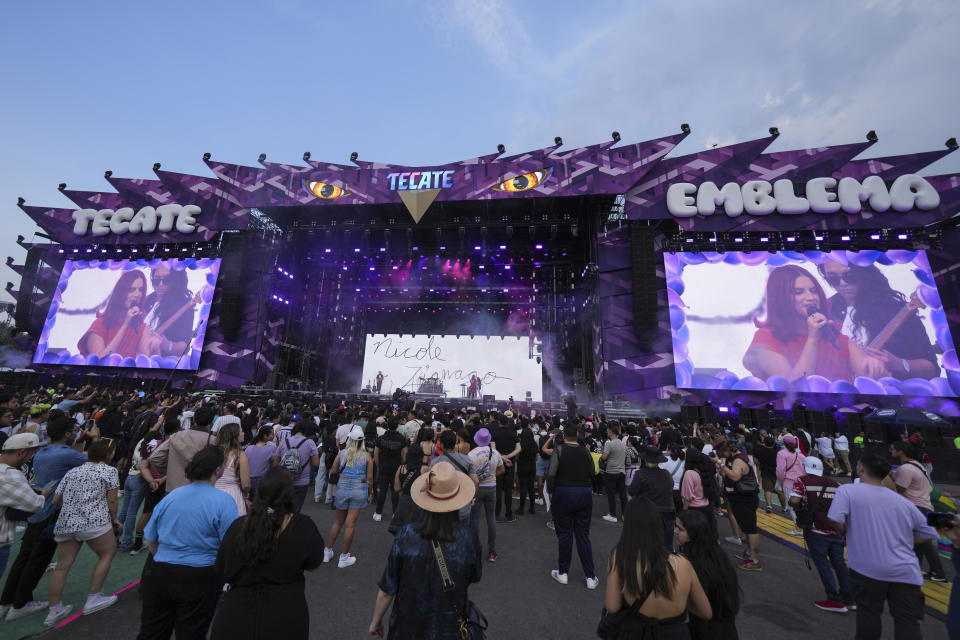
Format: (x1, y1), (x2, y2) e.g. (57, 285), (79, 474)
(534, 498), (544, 506)
(82, 593), (117, 615)
(551, 570), (568, 585)
(323, 547), (334, 563)
(586, 577), (600, 590)
(602, 514), (618, 523)
(44, 603), (72, 627)
(5, 600), (48, 621)
(338, 553), (357, 568)
(372, 513), (382, 522)
(46, 562), (57, 572)
(723, 536), (743, 546)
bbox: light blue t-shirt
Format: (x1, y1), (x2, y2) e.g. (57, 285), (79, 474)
(827, 482), (938, 585)
(144, 482), (238, 567)
(29, 444), (86, 523)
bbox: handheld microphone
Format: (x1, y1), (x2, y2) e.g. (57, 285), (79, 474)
(805, 304), (840, 350)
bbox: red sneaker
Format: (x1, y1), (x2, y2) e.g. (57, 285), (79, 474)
(844, 602), (857, 611)
(814, 600), (848, 613)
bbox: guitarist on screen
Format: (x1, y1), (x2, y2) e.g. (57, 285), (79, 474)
(818, 261), (939, 380)
(143, 265), (199, 357)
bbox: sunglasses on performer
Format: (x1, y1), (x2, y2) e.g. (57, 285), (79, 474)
(151, 276), (168, 285)
(823, 272), (857, 287)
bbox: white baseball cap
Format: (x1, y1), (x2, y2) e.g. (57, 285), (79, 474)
(348, 425), (365, 440)
(804, 457), (824, 476)
(2, 432), (41, 451)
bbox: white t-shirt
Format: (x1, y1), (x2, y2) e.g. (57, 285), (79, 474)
(336, 422), (356, 446)
(181, 411), (195, 430)
(211, 414), (242, 434)
(816, 436), (835, 458)
(834, 435), (849, 452)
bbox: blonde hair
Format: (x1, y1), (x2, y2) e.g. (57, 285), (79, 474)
(344, 437), (364, 467)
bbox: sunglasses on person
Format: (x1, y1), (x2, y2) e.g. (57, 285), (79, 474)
(823, 272), (858, 287)
(151, 275), (169, 285)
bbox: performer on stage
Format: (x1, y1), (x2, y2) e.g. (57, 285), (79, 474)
(818, 261), (939, 380)
(78, 270), (165, 359)
(742, 265), (888, 382)
(468, 375), (478, 399)
(375, 371), (384, 394)
(143, 265), (198, 357)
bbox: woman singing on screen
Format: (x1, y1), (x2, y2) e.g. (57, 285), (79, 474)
(78, 270), (168, 359)
(742, 265), (887, 382)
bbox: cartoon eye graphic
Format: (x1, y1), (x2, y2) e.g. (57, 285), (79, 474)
(303, 179), (352, 199)
(491, 166), (554, 192)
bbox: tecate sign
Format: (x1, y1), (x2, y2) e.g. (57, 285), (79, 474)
(71, 204), (201, 236)
(666, 174), (939, 218)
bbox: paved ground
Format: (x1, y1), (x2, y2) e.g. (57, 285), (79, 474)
(14, 492), (947, 640)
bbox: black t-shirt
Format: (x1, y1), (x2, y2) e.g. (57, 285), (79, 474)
(492, 426), (518, 461)
(215, 513), (324, 587)
(628, 467), (675, 513)
(377, 430), (407, 469)
(552, 443), (593, 489)
(754, 446), (778, 478)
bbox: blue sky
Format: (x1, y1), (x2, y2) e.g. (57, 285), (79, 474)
(2, 0), (958, 303)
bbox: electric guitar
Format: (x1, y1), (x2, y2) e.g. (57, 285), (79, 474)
(866, 291), (926, 352)
(154, 290), (203, 337)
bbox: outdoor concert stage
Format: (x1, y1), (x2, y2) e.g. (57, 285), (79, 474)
(9, 127), (960, 418)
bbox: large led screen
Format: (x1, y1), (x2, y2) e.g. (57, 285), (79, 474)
(664, 250), (959, 396)
(34, 258), (221, 370)
(361, 334), (543, 401)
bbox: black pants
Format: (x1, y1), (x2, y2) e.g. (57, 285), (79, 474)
(516, 470), (536, 513)
(850, 570), (924, 640)
(0, 516), (57, 608)
(137, 561), (222, 640)
(495, 465), (515, 518)
(375, 465), (399, 515)
(603, 473), (627, 518)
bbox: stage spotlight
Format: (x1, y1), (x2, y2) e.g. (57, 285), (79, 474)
(841, 235), (851, 241)
(104, 170), (113, 178)
(554, 136), (563, 146)
(257, 153), (266, 164)
(866, 130), (878, 142)
(497, 144), (505, 154)
(16, 197), (24, 206)
(947, 137), (958, 150)
(769, 127), (780, 137)
(571, 224), (578, 237)
(897, 233), (908, 240)
(870, 234), (881, 240)
(202, 153), (211, 161)
(303, 151), (311, 162)
(680, 123), (691, 133)
(350, 151), (359, 162)
(57, 183), (66, 191)
(611, 131), (621, 142)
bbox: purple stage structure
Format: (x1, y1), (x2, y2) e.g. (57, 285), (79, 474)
(9, 127), (960, 414)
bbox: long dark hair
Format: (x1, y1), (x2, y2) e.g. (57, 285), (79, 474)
(416, 510), (457, 542)
(685, 452), (717, 502)
(102, 270), (148, 329)
(817, 263), (906, 343)
(755, 265), (829, 341)
(613, 498), (676, 599)
(153, 266), (189, 304)
(677, 510), (741, 620)
(235, 468), (295, 566)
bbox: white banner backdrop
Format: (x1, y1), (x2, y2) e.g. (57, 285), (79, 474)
(360, 334), (542, 401)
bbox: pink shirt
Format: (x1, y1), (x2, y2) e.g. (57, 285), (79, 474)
(681, 469), (708, 507)
(892, 462), (933, 511)
(776, 449), (805, 487)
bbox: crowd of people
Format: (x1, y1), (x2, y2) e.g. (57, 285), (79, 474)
(0, 382), (956, 638)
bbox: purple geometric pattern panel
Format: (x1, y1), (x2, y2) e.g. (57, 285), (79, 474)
(623, 136), (959, 233)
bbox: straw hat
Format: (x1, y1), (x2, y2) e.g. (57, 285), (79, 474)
(411, 461), (476, 513)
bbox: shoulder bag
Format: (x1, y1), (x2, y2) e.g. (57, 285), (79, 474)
(796, 482), (829, 531)
(431, 539), (487, 640)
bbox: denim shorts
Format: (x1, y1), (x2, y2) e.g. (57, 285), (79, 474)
(334, 477), (370, 510)
(535, 457), (550, 477)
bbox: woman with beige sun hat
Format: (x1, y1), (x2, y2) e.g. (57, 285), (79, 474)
(369, 461), (485, 639)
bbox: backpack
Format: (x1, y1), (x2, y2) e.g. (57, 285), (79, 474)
(280, 437), (308, 473)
